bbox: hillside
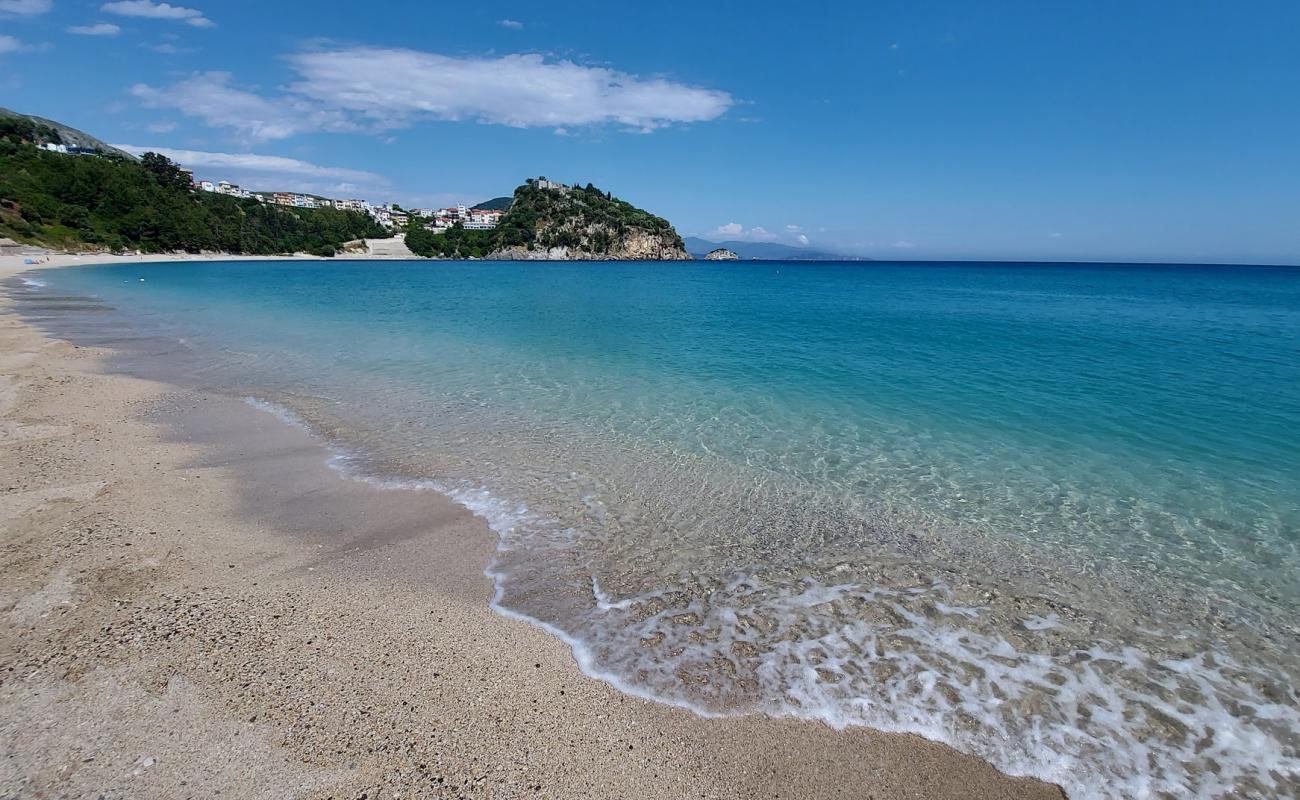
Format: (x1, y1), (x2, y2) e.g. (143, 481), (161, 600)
(471, 196), (513, 211)
(492, 181), (689, 260)
(0, 107), (137, 160)
(0, 118), (385, 255)
(406, 181), (690, 260)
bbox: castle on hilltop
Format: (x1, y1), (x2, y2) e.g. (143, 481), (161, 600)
(526, 176), (568, 191)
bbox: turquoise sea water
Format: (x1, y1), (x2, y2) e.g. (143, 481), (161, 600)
(12, 260), (1300, 798)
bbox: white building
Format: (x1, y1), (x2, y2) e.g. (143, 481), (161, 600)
(42, 143), (69, 154)
(464, 209), (504, 230)
(333, 199), (370, 212)
(215, 181), (252, 199)
(199, 181), (216, 192)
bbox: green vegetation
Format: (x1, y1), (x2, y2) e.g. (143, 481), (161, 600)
(493, 182), (683, 254)
(404, 220), (495, 259)
(0, 115), (63, 147)
(403, 182), (683, 259)
(0, 132), (386, 254)
(471, 196), (513, 211)
(1, 106), (137, 160)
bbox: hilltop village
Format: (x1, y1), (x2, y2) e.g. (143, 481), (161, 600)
(189, 175), (506, 231)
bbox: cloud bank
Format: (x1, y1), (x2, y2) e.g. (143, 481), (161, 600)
(68, 23), (122, 36)
(101, 1), (213, 27)
(130, 72), (357, 142)
(113, 144), (389, 196)
(288, 48), (733, 132)
(712, 222), (778, 242)
(0, 0), (52, 15)
(130, 47), (733, 141)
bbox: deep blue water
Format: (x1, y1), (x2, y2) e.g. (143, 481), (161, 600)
(15, 259), (1300, 798)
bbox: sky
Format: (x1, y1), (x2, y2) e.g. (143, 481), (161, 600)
(1, 0), (1298, 263)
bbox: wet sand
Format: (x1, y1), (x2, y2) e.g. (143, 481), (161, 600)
(0, 258), (1065, 799)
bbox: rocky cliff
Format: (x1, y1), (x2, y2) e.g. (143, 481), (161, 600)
(487, 181), (690, 261)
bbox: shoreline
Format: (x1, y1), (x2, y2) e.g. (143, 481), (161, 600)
(1, 258), (1065, 799)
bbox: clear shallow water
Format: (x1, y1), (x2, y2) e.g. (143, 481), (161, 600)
(10, 259), (1300, 798)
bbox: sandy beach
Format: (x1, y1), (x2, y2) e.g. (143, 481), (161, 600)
(0, 255), (1065, 799)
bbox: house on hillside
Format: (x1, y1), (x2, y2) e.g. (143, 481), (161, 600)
(216, 181), (252, 199)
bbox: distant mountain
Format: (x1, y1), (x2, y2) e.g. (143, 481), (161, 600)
(472, 196), (513, 211)
(0, 106), (137, 160)
(684, 236), (866, 261)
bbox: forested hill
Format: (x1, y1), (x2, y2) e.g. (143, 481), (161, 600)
(471, 196), (513, 211)
(0, 106), (137, 160)
(406, 181), (690, 260)
(0, 117), (386, 256)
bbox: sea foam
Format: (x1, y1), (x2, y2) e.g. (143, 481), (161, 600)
(241, 393), (1300, 800)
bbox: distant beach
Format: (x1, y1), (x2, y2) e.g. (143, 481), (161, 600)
(0, 257), (1063, 798)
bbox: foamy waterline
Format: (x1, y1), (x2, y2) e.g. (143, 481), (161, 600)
(240, 396), (1299, 800)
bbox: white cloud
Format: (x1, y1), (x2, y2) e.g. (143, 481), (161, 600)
(68, 22), (121, 35)
(112, 144), (389, 195)
(0, 34), (25, 53)
(796, 233), (809, 246)
(130, 47), (732, 142)
(286, 47), (733, 132)
(0, 0), (52, 15)
(101, 1), (213, 27)
(711, 222), (777, 242)
(785, 224), (803, 232)
(130, 72), (356, 142)
(498, 19), (523, 29)
(145, 120), (176, 133)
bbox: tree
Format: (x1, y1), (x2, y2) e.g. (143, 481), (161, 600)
(139, 152), (195, 193)
(0, 142), (388, 254)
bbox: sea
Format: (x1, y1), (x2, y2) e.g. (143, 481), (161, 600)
(9, 259), (1300, 798)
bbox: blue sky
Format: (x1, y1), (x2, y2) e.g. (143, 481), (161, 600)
(2, 0), (1298, 263)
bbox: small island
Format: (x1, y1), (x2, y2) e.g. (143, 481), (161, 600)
(704, 247), (740, 260)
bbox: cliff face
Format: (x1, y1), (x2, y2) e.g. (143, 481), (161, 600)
(492, 228), (691, 261)
(487, 182), (690, 261)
